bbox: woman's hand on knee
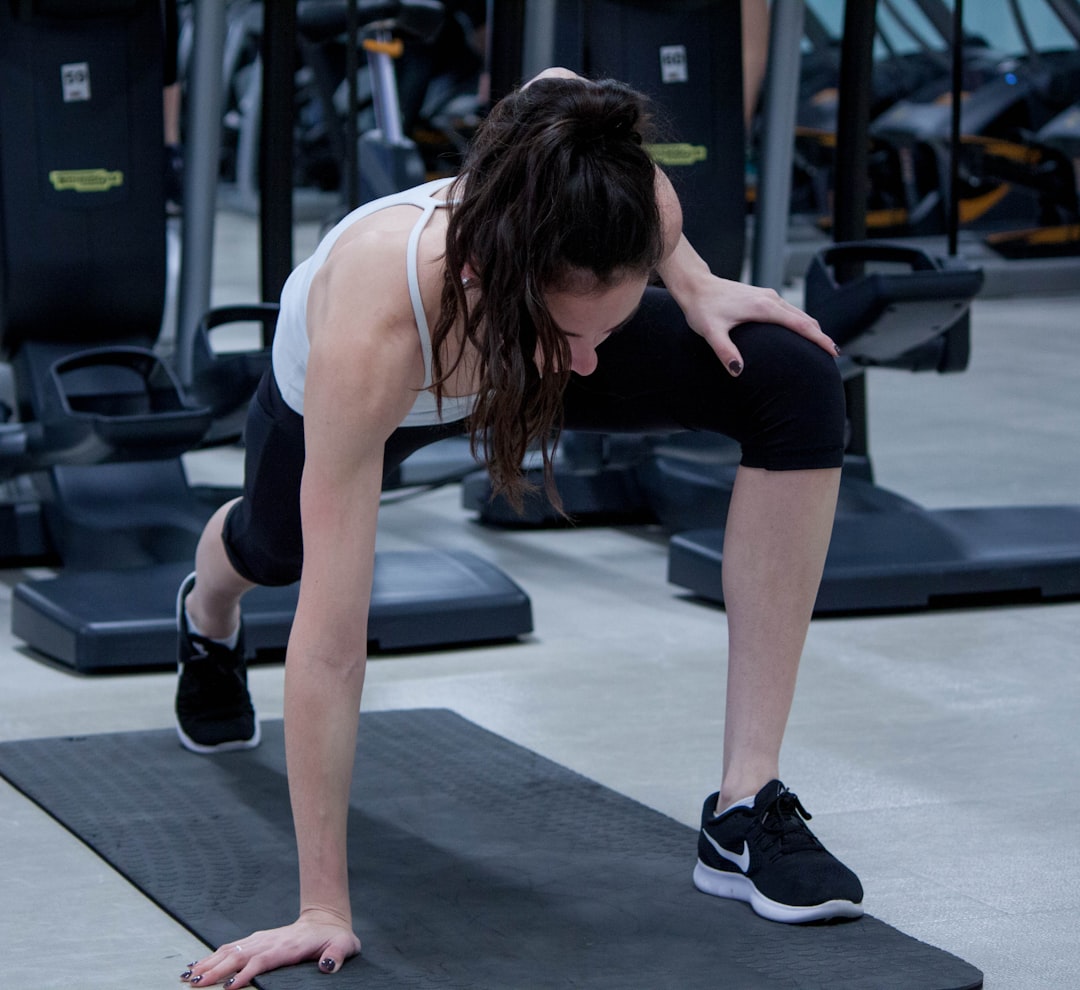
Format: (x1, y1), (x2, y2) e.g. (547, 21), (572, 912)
(683, 279), (840, 377)
(180, 910), (361, 987)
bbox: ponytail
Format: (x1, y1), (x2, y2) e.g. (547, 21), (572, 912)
(431, 76), (664, 512)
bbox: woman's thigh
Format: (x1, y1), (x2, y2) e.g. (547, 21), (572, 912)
(562, 286), (846, 471)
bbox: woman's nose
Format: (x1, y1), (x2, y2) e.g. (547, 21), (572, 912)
(570, 343), (599, 377)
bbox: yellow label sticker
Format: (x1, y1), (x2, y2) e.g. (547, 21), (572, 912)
(49, 169), (124, 192)
(646, 143), (708, 167)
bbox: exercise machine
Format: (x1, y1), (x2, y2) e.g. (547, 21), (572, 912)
(868, 0), (1080, 239)
(0, 0), (531, 672)
(218, 0), (481, 220)
(668, 0), (1080, 613)
(978, 0), (1080, 259)
(782, 0), (1080, 296)
(790, 0), (959, 229)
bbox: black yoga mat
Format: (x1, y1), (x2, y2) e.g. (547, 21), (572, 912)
(0, 710), (982, 990)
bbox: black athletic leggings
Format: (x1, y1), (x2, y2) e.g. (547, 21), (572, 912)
(222, 288), (845, 586)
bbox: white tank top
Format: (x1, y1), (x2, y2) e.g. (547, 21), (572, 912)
(271, 176), (477, 427)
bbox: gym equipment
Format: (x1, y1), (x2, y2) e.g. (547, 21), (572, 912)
(354, 0), (444, 205)
(0, 0), (531, 671)
(790, 0), (960, 230)
(13, 553), (531, 672)
(668, 0), (1080, 614)
(868, 0), (1080, 238)
(977, 1), (1080, 259)
(0, 711), (985, 989)
(0, 0), (212, 569)
(488, 0), (745, 281)
(983, 98), (1080, 258)
(218, 0), (480, 221)
(782, 2), (1080, 297)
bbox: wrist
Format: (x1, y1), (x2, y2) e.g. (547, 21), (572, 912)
(299, 903), (353, 929)
(656, 238), (713, 301)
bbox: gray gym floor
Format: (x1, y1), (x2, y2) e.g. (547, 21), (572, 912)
(0, 210), (1076, 988)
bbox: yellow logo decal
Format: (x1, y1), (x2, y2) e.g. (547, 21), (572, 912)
(646, 143), (708, 167)
(49, 169), (124, 192)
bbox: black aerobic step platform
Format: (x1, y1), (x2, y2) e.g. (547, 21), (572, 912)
(669, 503), (1080, 614)
(12, 551), (532, 673)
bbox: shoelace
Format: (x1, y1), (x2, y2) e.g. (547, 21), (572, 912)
(757, 787), (822, 855)
(185, 636), (246, 688)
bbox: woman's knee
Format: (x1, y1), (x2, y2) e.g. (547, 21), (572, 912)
(221, 500), (303, 587)
(729, 322), (846, 470)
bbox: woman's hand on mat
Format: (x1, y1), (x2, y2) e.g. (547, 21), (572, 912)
(680, 276), (840, 377)
(180, 909), (361, 986)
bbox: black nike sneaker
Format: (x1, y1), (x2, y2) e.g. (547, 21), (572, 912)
(693, 780), (863, 923)
(175, 572), (260, 754)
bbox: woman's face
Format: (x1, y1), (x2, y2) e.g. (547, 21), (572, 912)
(542, 272), (649, 376)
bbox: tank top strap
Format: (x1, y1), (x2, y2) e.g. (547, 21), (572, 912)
(405, 200), (440, 389)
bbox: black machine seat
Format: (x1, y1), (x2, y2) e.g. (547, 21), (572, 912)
(297, 0), (445, 44)
(185, 304), (276, 448)
(804, 242), (984, 364)
(41, 345), (211, 465)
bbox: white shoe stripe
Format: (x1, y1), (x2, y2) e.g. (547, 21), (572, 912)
(701, 830), (751, 873)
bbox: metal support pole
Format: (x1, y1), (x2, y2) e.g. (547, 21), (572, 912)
(947, 0), (963, 256)
(832, 0), (877, 264)
(369, 29), (406, 144)
(751, 0), (805, 290)
(260, 0), (296, 320)
(488, 0), (526, 100)
(522, 0), (558, 79)
(833, 0), (878, 466)
(343, 0), (361, 212)
(176, 0), (226, 385)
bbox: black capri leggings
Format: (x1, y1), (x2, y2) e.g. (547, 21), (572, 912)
(222, 288), (845, 587)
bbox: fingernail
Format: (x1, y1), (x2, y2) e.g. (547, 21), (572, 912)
(727, 359), (743, 376)
(320, 957), (337, 972)
(191, 977), (203, 986)
(180, 972), (192, 982)
(224, 979), (236, 988)
(833, 342), (842, 356)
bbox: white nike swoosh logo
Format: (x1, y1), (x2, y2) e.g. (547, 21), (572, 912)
(703, 831), (751, 873)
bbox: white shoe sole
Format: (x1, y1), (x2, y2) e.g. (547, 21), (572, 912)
(693, 860), (864, 924)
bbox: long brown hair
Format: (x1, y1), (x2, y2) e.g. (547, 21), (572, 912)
(431, 76), (664, 511)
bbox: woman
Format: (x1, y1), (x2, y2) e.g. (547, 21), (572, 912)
(177, 70), (861, 988)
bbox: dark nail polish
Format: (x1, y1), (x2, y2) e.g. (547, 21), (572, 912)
(180, 972), (192, 981)
(224, 979), (235, 988)
(191, 977), (203, 986)
(727, 359), (743, 376)
(321, 957), (337, 972)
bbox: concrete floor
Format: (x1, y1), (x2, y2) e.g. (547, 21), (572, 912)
(0, 209), (1077, 988)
